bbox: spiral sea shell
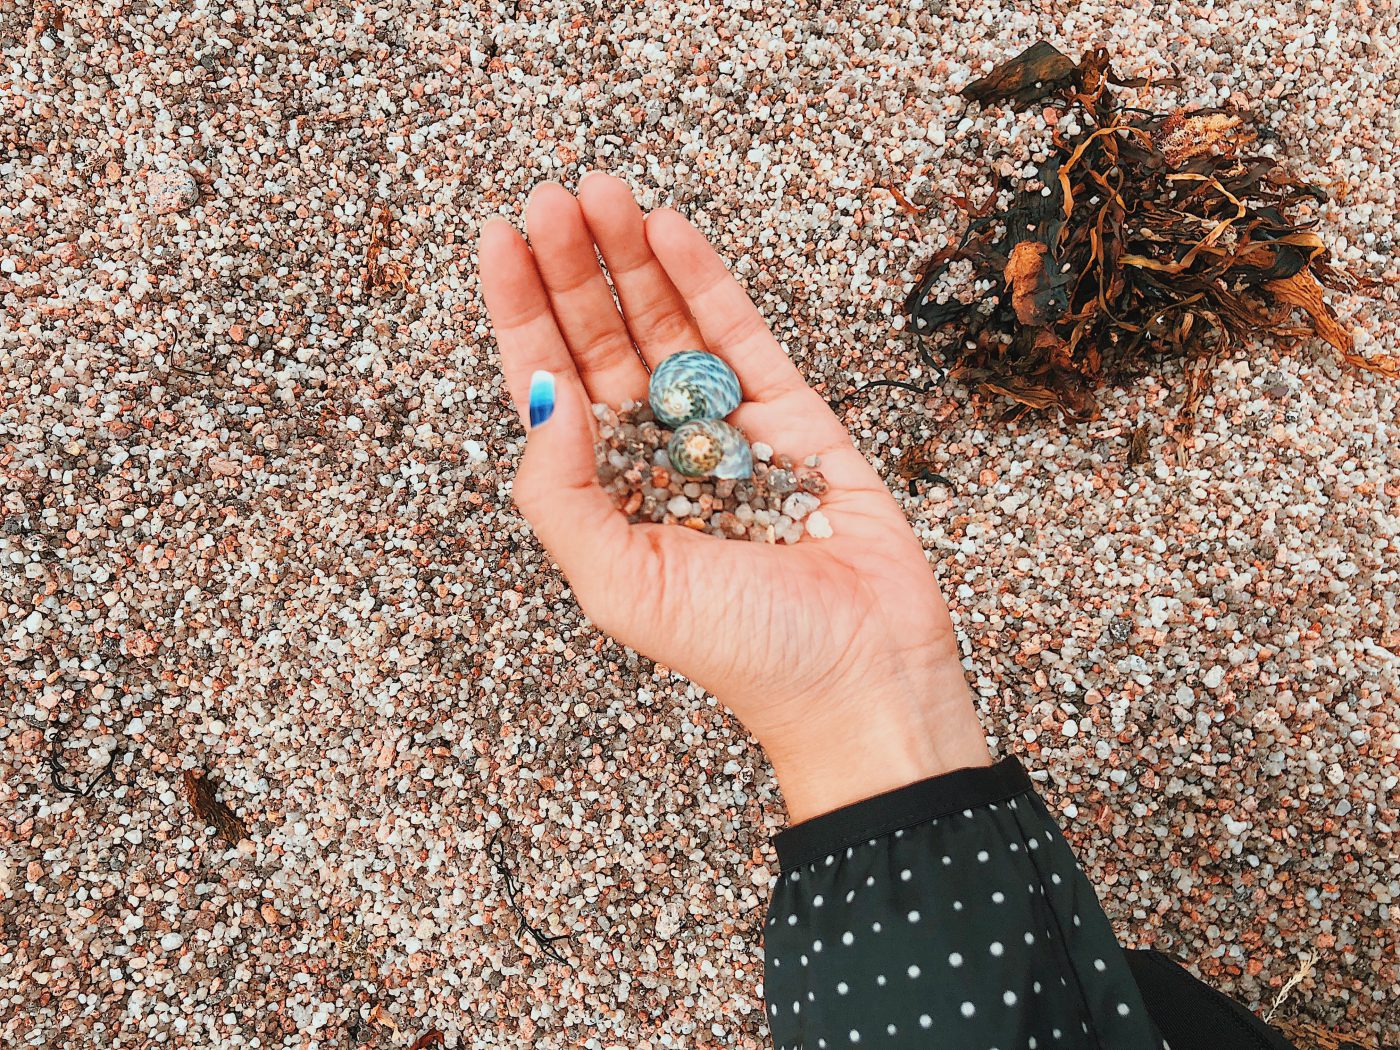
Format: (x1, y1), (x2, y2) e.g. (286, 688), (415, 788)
(668, 418), (753, 479)
(648, 350), (742, 428)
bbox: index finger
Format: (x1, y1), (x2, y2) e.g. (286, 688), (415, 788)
(644, 208), (811, 405)
(644, 206), (854, 455)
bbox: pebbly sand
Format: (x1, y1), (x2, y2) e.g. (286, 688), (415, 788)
(2, 1), (1397, 1047)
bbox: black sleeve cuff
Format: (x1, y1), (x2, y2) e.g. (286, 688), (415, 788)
(771, 753), (1033, 874)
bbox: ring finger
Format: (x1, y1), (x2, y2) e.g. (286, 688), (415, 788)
(524, 182), (651, 407)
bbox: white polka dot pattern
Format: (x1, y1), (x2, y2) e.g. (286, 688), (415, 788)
(762, 779), (1173, 1048)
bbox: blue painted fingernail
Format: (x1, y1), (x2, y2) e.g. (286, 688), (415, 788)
(528, 370), (555, 428)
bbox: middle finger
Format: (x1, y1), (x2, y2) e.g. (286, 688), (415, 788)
(577, 172), (705, 370)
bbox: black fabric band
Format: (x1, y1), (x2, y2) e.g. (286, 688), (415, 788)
(772, 753), (1034, 873)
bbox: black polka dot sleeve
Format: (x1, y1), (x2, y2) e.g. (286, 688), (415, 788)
(761, 754), (1299, 1050)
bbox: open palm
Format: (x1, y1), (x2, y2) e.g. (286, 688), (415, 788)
(478, 174), (990, 821)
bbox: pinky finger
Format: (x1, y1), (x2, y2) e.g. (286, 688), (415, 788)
(478, 215), (654, 627)
(478, 215), (590, 434)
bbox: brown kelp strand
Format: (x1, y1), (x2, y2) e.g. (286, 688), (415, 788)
(901, 42), (1398, 425)
(183, 769), (250, 847)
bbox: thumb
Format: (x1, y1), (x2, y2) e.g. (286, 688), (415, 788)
(512, 369), (647, 627)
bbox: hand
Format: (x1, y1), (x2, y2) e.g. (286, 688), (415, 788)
(477, 174), (992, 824)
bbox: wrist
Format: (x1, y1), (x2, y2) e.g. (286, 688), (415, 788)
(758, 660), (994, 826)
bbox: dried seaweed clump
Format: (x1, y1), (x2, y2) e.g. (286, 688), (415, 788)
(904, 42), (1396, 424)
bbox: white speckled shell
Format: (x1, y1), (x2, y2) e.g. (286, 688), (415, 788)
(667, 418), (753, 479)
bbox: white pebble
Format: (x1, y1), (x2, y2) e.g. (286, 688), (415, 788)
(781, 492), (820, 521)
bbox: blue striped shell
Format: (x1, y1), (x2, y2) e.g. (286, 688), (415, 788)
(668, 419), (753, 479)
(648, 350), (742, 428)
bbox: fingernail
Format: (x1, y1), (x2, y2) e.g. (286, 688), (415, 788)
(578, 169), (605, 186)
(528, 370), (555, 428)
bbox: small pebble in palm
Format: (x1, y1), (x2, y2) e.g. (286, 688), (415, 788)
(594, 401), (832, 542)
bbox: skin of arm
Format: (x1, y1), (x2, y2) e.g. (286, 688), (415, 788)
(478, 173), (993, 825)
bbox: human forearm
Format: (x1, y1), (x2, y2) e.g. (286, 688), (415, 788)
(745, 656), (994, 826)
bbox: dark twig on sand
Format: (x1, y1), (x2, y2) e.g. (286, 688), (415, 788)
(488, 830), (572, 966)
(46, 718), (121, 798)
